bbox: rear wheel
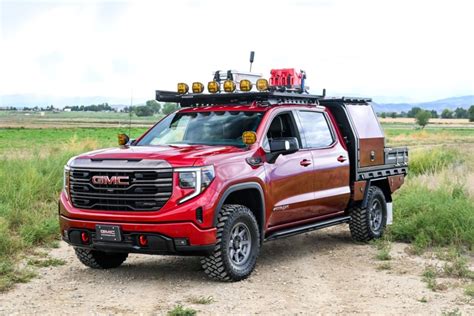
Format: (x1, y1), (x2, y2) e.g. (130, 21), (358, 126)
(74, 248), (128, 269)
(349, 186), (387, 242)
(201, 204), (260, 281)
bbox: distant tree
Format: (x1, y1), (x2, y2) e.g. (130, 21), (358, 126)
(162, 103), (179, 115)
(380, 112), (386, 118)
(430, 110), (438, 118)
(399, 111), (407, 118)
(390, 112), (397, 118)
(441, 108), (453, 119)
(468, 105), (474, 122)
(146, 100), (162, 114)
(407, 107), (422, 118)
(415, 110), (431, 129)
(454, 107), (468, 119)
(134, 105), (154, 117)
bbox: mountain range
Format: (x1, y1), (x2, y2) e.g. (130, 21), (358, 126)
(372, 95), (474, 113)
(1, 94), (473, 113)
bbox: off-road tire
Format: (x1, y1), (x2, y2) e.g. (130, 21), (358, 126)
(201, 204), (260, 281)
(349, 186), (387, 242)
(74, 248), (128, 269)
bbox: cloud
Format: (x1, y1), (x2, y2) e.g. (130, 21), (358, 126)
(1, 0), (473, 104)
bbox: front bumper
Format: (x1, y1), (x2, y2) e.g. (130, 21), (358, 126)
(59, 215), (217, 256)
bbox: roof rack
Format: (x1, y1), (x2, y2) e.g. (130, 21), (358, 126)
(320, 97), (372, 104)
(155, 90), (324, 107)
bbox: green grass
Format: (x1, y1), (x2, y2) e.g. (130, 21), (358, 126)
(408, 147), (463, 176)
(167, 305), (197, 316)
(27, 257), (66, 268)
(0, 127), (148, 151)
(465, 283), (474, 297)
(391, 174), (474, 251)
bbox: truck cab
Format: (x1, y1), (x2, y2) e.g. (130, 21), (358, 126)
(59, 69), (408, 281)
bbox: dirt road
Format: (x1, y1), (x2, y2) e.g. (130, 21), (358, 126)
(1, 226), (472, 315)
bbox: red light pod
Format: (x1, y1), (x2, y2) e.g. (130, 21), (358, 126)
(80, 231), (90, 244)
(138, 235), (148, 247)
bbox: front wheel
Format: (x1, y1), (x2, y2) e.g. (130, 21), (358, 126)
(74, 248), (128, 269)
(349, 186), (387, 242)
(201, 204), (260, 281)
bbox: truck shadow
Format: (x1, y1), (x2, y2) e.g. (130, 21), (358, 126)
(70, 227), (361, 283)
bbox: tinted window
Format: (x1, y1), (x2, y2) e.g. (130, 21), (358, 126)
(137, 111), (263, 148)
(263, 113), (299, 151)
(298, 111), (334, 148)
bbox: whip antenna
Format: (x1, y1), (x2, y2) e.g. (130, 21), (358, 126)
(129, 89), (133, 137)
(249, 51), (255, 72)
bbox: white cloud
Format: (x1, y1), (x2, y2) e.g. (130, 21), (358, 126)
(1, 0), (473, 104)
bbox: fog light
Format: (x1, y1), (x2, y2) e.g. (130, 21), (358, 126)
(138, 235), (148, 247)
(80, 231), (90, 244)
(174, 238), (188, 246)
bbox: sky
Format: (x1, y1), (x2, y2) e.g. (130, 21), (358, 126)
(1, 0), (473, 106)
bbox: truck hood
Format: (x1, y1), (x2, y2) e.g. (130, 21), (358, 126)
(75, 144), (245, 167)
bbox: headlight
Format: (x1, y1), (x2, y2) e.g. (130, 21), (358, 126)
(179, 172), (196, 189)
(176, 165), (215, 203)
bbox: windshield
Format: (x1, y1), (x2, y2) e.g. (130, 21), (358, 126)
(137, 111), (264, 147)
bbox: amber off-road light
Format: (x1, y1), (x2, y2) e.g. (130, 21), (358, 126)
(256, 78), (269, 91)
(207, 81), (219, 93)
(177, 83), (189, 94)
(239, 79), (252, 92)
(242, 131), (257, 145)
(223, 80), (236, 93)
(118, 133), (130, 146)
(192, 82), (204, 93)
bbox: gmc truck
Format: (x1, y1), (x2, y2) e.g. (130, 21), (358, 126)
(59, 69), (408, 281)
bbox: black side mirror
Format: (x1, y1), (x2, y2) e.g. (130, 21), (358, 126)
(269, 137), (299, 154)
(267, 137), (299, 163)
(128, 139), (136, 146)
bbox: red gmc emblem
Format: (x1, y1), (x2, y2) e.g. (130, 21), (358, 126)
(91, 175), (130, 185)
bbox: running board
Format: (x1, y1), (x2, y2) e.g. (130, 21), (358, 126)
(264, 215), (351, 241)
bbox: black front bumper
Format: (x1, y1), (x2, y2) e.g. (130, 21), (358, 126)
(64, 229), (214, 256)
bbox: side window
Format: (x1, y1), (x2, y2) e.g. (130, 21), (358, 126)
(263, 113), (299, 151)
(298, 111), (334, 148)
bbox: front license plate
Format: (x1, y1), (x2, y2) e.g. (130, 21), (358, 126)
(96, 225), (122, 242)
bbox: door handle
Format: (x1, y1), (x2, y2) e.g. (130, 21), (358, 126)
(337, 155), (347, 163)
(300, 159), (312, 167)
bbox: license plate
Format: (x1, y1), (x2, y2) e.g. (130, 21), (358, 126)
(96, 225), (122, 242)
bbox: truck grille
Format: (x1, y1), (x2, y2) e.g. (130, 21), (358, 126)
(69, 168), (173, 211)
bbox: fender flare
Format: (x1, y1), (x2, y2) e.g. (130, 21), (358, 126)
(213, 182), (266, 240)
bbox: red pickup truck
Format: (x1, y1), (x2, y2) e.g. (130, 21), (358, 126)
(59, 69), (408, 281)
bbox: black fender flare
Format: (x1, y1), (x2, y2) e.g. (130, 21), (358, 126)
(213, 182), (266, 240)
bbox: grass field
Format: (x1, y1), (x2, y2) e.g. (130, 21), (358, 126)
(0, 112), (473, 291)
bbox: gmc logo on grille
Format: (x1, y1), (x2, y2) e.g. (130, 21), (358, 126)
(91, 175), (130, 185)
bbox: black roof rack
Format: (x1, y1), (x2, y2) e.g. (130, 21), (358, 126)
(320, 97), (372, 104)
(155, 90), (324, 107)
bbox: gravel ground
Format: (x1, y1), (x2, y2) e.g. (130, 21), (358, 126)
(0, 226), (472, 315)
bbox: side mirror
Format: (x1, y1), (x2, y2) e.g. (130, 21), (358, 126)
(269, 137), (299, 154)
(267, 137), (299, 163)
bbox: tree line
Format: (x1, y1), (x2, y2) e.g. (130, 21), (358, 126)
(379, 106), (474, 120)
(122, 101), (179, 117)
(1, 100), (180, 117)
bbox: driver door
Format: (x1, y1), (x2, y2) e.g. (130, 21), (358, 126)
(264, 111), (316, 227)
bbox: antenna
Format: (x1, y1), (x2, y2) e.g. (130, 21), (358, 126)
(129, 89), (133, 137)
(249, 51), (255, 72)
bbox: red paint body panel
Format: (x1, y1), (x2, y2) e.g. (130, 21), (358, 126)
(59, 104), (356, 248)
